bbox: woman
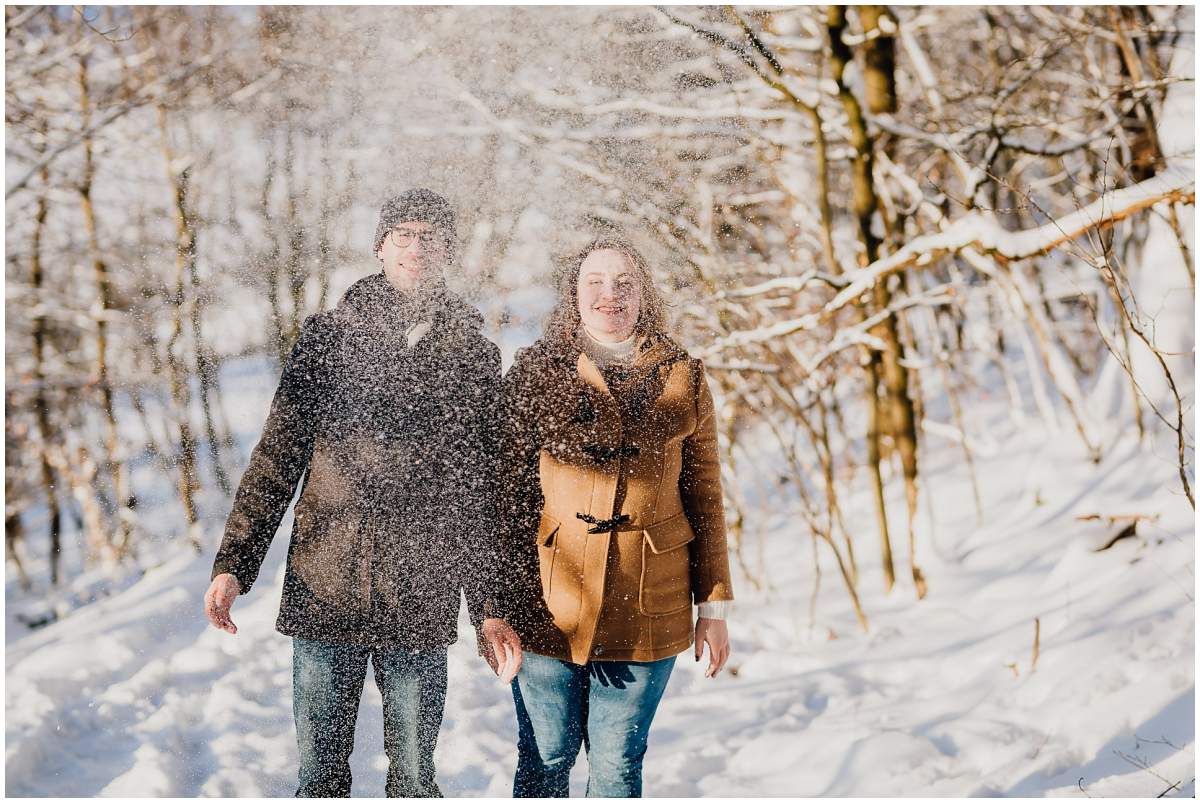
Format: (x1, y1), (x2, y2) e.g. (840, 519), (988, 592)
(497, 237), (734, 798)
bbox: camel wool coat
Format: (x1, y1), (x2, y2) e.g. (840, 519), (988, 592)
(499, 331), (734, 665)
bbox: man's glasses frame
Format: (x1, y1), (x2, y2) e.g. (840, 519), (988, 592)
(388, 228), (447, 249)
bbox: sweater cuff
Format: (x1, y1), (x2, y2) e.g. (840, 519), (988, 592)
(698, 600), (731, 620)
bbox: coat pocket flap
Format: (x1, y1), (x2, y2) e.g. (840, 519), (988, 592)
(643, 513), (695, 554)
(537, 512), (562, 547)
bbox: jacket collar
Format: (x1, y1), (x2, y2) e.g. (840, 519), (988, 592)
(564, 330), (686, 398)
(332, 271), (484, 341)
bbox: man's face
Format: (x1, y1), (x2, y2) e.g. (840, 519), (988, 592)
(377, 221), (448, 291)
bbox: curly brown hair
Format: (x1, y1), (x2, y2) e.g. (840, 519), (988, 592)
(543, 237), (670, 343)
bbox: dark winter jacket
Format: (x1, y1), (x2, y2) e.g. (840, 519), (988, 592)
(211, 272), (504, 648)
(497, 331), (734, 665)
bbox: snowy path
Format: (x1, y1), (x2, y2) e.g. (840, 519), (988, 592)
(6, 425), (1195, 797)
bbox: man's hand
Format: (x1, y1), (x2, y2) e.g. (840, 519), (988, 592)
(477, 617), (523, 682)
(204, 573), (242, 634)
(695, 617), (730, 678)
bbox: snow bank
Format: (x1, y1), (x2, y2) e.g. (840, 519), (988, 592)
(5, 370), (1193, 796)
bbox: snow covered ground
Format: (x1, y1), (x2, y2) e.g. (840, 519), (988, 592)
(5, 343), (1193, 798)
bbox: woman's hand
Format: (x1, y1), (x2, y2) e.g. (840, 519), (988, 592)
(695, 617), (730, 678)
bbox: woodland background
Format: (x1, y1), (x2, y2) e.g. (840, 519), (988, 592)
(4, 6), (1195, 796)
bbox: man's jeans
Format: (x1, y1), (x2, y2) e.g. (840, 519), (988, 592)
(292, 636), (447, 797)
(511, 651), (676, 798)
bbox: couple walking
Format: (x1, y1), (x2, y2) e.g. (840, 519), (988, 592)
(203, 189), (734, 798)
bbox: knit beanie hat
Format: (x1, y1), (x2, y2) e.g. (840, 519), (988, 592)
(373, 188), (456, 257)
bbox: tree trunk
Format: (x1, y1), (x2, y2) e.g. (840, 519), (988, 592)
(172, 118), (233, 497)
(857, 5), (925, 599)
(29, 113), (65, 585)
(865, 355), (895, 592)
(261, 134), (287, 367)
(158, 105), (203, 553)
(316, 131), (335, 313)
(829, 5), (922, 595)
(5, 507), (31, 591)
(5, 408), (34, 590)
(284, 125), (307, 345)
(77, 50), (128, 564)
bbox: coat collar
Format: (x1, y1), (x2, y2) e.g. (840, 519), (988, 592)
(331, 271), (485, 343)
(563, 330), (687, 399)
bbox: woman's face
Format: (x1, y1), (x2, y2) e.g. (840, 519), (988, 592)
(577, 249), (642, 342)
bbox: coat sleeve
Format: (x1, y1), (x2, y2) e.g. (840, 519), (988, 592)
(493, 350), (553, 631)
(680, 360), (735, 605)
(457, 340), (506, 629)
(211, 315), (331, 593)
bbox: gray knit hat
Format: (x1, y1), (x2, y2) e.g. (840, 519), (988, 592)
(373, 188), (456, 256)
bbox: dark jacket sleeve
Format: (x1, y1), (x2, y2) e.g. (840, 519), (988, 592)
(211, 315), (332, 593)
(457, 339), (506, 628)
(493, 350), (552, 632)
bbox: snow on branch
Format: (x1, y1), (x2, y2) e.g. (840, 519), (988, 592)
(707, 161), (1195, 351)
(716, 270), (848, 299)
(524, 87), (805, 123)
(702, 285), (958, 368)
(703, 359), (782, 374)
(870, 94), (1167, 159)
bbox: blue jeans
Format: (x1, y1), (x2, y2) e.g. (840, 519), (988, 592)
(511, 651), (676, 798)
(292, 637), (447, 797)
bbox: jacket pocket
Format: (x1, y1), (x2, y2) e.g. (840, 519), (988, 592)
(639, 512), (695, 616)
(291, 492), (318, 544)
(290, 507), (369, 609)
(536, 511), (561, 601)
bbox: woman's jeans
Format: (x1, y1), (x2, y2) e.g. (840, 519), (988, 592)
(511, 651), (676, 798)
(292, 636), (447, 798)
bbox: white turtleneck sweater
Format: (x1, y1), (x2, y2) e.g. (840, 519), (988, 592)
(580, 327), (730, 623)
(580, 327), (638, 369)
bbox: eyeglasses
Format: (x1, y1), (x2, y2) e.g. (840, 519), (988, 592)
(388, 228), (446, 249)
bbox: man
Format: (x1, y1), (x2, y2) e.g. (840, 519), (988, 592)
(203, 188), (522, 797)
